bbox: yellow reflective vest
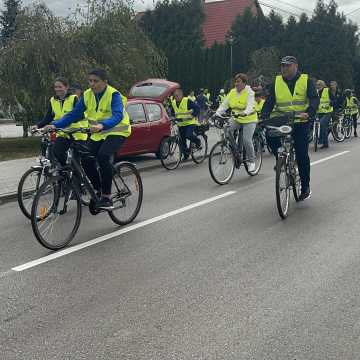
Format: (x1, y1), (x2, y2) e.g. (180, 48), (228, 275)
(84, 85), (131, 141)
(227, 88), (257, 124)
(345, 96), (359, 115)
(50, 95), (88, 141)
(317, 88), (333, 114)
(171, 97), (198, 127)
(254, 99), (265, 114)
(274, 74), (309, 122)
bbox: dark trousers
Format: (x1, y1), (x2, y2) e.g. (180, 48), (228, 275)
(267, 122), (311, 191)
(352, 114), (358, 132)
(82, 136), (126, 195)
(178, 125), (200, 155)
(319, 113), (332, 146)
(53, 137), (75, 166)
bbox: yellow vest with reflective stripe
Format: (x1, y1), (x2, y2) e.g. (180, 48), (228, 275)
(317, 88), (333, 114)
(171, 97), (198, 127)
(274, 74), (309, 122)
(346, 96), (359, 115)
(84, 85), (131, 141)
(50, 95), (88, 141)
(254, 99), (265, 114)
(227, 88), (257, 124)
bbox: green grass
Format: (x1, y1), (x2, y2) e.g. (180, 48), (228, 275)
(0, 137), (41, 162)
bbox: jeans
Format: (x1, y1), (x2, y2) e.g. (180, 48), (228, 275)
(229, 120), (256, 161)
(267, 122), (311, 191)
(318, 113), (332, 146)
(178, 125), (200, 155)
(82, 136), (126, 195)
(353, 114), (358, 132)
(53, 137), (87, 166)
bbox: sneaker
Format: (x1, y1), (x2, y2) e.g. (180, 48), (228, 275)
(299, 188), (312, 201)
(320, 144), (329, 149)
(247, 162), (256, 172)
(96, 197), (114, 210)
(354, 132), (358, 137)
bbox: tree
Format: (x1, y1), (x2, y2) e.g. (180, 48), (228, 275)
(0, 0), (21, 47)
(0, 0), (167, 137)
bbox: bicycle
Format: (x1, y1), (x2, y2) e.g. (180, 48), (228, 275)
(17, 129), (91, 219)
(343, 108), (353, 139)
(312, 115), (320, 152)
(328, 111), (345, 142)
(160, 117), (208, 170)
(31, 128), (143, 250)
(261, 113), (301, 219)
(208, 114), (262, 185)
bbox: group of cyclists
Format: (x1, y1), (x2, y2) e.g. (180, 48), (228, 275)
(32, 56), (359, 214)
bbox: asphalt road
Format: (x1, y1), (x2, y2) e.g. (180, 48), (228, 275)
(1, 137), (360, 359)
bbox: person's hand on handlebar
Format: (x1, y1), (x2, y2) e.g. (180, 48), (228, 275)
(43, 124), (56, 132)
(299, 113), (309, 121)
(90, 123), (103, 133)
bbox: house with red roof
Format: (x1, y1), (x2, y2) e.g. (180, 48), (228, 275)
(203, 0), (262, 47)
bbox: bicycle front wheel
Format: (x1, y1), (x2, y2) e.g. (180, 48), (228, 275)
(191, 134), (208, 164)
(344, 117), (352, 139)
(209, 141), (235, 185)
(18, 167), (47, 219)
(314, 123), (319, 152)
(160, 136), (182, 170)
(109, 162), (143, 226)
(245, 135), (262, 176)
(31, 177), (82, 250)
(331, 120), (345, 142)
(275, 156), (290, 219)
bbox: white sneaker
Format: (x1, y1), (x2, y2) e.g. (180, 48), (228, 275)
(248, 162), (256, 172)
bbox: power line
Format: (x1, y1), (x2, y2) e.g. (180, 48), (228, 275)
(273, 0), (312, 15)
(258, 1), (301, 18)
(345, 7), (360, 17)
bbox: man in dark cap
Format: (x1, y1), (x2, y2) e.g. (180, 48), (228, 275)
(261, 56), (319, 201)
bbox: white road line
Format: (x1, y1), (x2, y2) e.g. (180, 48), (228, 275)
(311, 151), (350, 166)
(12, 191), (236, 272)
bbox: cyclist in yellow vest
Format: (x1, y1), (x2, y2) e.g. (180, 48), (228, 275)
(50, 68), (131, 210)
(261, 56), (319, 201)
(254, 91), (265, 115)
(171, 88), (201, 160)
(217, 89), (226, 106)
(215, 73), (258, 172)
(34, 77), (88, 165)
(188, 90), (196, 102)
(316, 80), (334, 148)
(344, 89), (359, 137)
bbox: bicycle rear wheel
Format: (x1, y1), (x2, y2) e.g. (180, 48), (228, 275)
(160, 136), (182, 170)
(275, 156), (290, 219)
(108, 162), (143, 226)
(344, 116), (352, 139)
(209, 141), (235, 185)
(31, 176), (82, 250)
(191, 134), (208, 164)
(18, 167), (47, 219)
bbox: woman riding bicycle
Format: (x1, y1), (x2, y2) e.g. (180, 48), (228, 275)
(33, 77), (88, 166)
(47, 68), (131, 210)
(215, 73), (257, 172)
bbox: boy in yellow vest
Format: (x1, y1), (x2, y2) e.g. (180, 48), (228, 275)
(316, 80), (334, 148)
(344, 89), (359, 137)
(49, 69), (131, 210)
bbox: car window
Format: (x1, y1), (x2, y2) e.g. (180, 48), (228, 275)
(145, 104), (162, 122)
(127, 104), (146, 124)
(130, 83), (168, 99)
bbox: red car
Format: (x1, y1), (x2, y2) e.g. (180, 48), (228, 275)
(117, 79), (180, 158)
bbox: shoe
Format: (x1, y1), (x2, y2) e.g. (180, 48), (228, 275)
(320, 144), (329, 149)
(247, 162), (256, 172)
(354, 132), (358, 137)
(96, 197), (114, 210)
(299, 188), (312, 201)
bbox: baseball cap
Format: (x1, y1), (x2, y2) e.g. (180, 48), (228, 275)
(281, 56), (298, 65)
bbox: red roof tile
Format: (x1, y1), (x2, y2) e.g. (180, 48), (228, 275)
(203, 0), (258, 47)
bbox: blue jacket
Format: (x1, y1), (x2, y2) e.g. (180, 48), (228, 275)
(53, 88), (124, 131)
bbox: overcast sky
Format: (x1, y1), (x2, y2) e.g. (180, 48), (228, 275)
(7, 0), (360, 24)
